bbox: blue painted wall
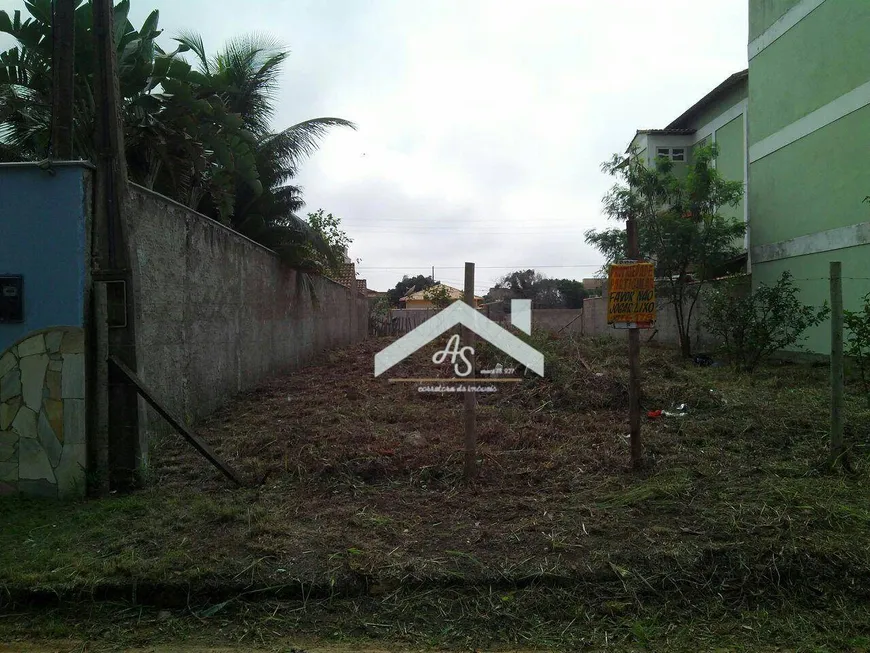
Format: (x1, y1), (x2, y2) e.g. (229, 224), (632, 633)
(0, 164), (90, 352)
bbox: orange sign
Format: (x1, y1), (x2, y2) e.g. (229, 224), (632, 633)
(607, 263), (656, 329)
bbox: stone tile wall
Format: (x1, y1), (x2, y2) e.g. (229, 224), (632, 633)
(0, 327), (87, 498)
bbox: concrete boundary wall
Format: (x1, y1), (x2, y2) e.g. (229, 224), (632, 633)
(532, 309), (583, 334)
(124, 185), (368, 455)
(582, 295), (710, 348)
(581, 278), (750, 350)
(378, 307), (584, 336)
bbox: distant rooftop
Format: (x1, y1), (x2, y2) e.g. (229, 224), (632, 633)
(626, 128), (696, 153)
(666, 69), (748, 130)
(627, 70), (748, 153)
(332, 262), (357, 289)
(635, 128), (697, 136)
(402, 283), (483, 302)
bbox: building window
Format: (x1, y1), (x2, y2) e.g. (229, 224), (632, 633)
(656, 147), (686, 162)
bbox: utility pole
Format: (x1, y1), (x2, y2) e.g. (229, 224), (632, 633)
(91, 283), (110, 495)
(626, 215), (642, 469)
(432, 265), (435, 282)
(92, 0), (141, 491)
(829, 261), (846, 469)
(51, 0), (76, 159)
(463, 262), (477, 481)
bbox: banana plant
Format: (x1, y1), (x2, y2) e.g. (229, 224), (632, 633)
(0, 0), (261, 223)
(0, 1), (353, 280)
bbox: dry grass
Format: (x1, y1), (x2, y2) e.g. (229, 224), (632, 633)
(2, 333), (870, 650)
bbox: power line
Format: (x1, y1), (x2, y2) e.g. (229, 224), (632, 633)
(357, 264), (603, 270)
(351, 229), (584, 238)
(343, 217), (589, 223)
(789, 277), (870, 281)
(342, 218), (592, 229)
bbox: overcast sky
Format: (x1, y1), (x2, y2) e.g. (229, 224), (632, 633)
(3, 0), (748, 293)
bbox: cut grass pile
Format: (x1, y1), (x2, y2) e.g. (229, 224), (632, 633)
(2, 334), (870, 649)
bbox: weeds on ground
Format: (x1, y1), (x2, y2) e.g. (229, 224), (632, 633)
(1, 334), (869, 650)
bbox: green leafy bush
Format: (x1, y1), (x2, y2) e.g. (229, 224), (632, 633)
(703, 272), (830, 371)
(585, 144), (745, 358)
(423, 284), (453, 309)
(845, 292), (870, 406)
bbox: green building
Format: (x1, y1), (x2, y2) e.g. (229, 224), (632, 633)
(625, 0), (870, 354)
(628, 70), (750, 259)
(748, 0), (870, 353)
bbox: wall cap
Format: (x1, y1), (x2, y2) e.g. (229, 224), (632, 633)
(127, 183), (355, 294)
(0, 160), (96, 170)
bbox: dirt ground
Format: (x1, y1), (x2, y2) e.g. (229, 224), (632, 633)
(2, 334), (870, 650)
(145, 334), (870, 593)
(0, 643), (537, 653)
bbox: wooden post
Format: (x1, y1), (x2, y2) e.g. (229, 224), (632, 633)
(89, 281), (110, 496)
(108, 356), (243, 486)
(463, 262), (477, 481)
(51, 0), (76, 159)
(829, 261), (845, 469)
(626, 215), (642, 469)
(93, 0), (141, 490)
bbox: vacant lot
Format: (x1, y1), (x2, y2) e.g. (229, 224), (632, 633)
(2, 334), (870, 651)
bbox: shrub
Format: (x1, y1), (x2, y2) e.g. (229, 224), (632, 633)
(423, 284), (453, 309)
(703, 272), (830, 371)
(845, 292), (870, 406)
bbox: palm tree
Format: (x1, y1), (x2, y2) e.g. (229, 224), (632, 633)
(173, 31), (356, 261)
(0, 1), (175, 163)
(0, 0), (252, 215)
(0, 2), (352, 272)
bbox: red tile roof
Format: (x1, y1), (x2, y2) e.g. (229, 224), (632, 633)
(333, 263), (356, 288)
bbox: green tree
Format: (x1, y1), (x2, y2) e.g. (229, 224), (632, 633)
(0, 1), (353, 267)
(387, 275), (435, 307)
(845, 292), (870, 407)
(702, 272), (830, 371)
(496, 269), (543, 300)
(301, 209), (353, 278)
(171, 31), (355, 239)
(423, 283), (453, 309)
(555, 279), (587, 308)
(585, 144), (746, 357)
(494, 270), (586, 308)
(0, 1), (260, 219)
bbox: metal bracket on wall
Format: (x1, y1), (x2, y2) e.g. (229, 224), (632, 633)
(92, 272), (129, 329)
(104, 280), (127, 328)
(0, 275), (24, 323)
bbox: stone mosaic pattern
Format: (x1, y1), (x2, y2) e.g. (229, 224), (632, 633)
(0, 327), (86, 498)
